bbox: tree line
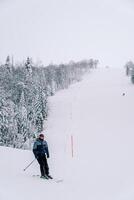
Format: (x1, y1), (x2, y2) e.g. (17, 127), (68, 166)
(0, 56), (98, 149)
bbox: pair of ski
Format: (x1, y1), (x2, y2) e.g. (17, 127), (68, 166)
(33, 175), (63, 183)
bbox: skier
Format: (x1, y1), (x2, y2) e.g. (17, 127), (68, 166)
(33, 133), (53, 179)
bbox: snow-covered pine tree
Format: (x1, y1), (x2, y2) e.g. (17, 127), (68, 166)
(131, 68), (134, 84)
(125, 61), (134, 76)
(5, 56), (13, 73)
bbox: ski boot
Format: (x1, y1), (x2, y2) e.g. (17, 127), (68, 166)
(40, 175), (49, 179)
(46, 174), (53, 179)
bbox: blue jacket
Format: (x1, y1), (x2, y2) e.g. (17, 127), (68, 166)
(33, 138), (49, 158)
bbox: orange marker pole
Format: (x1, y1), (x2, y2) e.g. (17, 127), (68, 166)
(71, 135), (74, 158)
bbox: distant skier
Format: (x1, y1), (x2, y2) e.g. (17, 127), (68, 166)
(33, 133), (53, 179)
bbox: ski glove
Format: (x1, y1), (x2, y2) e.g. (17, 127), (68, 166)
(34, 152), (38, 159)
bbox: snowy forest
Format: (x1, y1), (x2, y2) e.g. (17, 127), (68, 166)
(0, 56), (98, 149)
(125, 61), (134, 84)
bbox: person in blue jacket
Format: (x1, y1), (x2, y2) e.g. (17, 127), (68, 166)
(33, 133), (52, 179)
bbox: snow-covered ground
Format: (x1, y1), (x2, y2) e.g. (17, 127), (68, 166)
(1, 67), (134, 200)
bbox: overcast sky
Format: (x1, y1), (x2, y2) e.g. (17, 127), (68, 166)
(0, 0), (134, 67)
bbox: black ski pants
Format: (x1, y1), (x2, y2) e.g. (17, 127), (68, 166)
(37, 155), (49, 176)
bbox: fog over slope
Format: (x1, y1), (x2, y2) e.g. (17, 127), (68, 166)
(0, 0), (134, 67)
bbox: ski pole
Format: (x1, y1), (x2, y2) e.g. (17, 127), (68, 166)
(23, 159), (36, 171)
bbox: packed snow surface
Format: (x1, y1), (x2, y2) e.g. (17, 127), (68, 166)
(1, 68), (134, 200)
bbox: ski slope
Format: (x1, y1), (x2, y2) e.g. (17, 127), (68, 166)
(1, 67), (134, 200)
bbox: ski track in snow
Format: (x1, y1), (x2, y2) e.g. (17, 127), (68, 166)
(1, 68), (134, 200)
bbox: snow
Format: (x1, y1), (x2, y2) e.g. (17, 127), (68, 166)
(1, 67), (134, 200)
